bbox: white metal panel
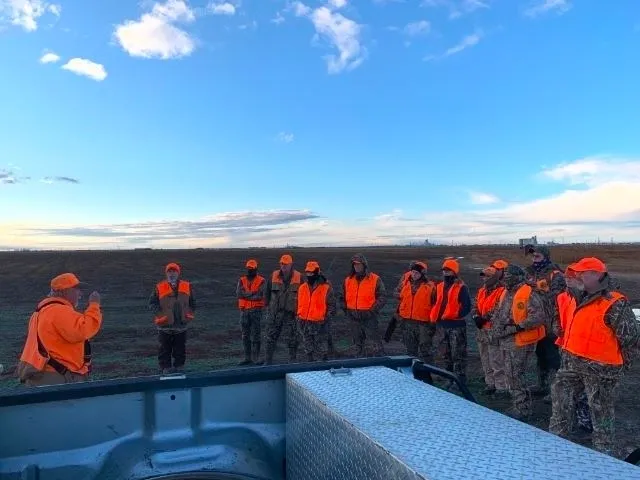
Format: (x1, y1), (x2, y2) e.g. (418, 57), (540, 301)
(286, 366), (640, 480)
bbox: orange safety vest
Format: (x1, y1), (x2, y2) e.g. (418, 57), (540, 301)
(238, 275), (266, 310)
(297, 282), (331, 322)
(475, 286), (505, 329)
(562, 292), (625, 365)
(344, 273), (379, 310)
(500, 284), (546, 347)
(430, 281), (464, 322)
(271, 269), (302, 286)
(155, 280), (194, 326)
(533, 269), (562, 293)
(399, 280), (435, 322)
(555, 291), (577, 347)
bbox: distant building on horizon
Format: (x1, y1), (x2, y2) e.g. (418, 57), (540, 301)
(518, 235), (538, 247)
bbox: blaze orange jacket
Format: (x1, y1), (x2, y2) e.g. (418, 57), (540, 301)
(19, 297), (102, 375)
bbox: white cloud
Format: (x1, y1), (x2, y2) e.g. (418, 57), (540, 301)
(208, 1), (235, 15)
(271, 12), (285, 24)
(238, 20), (257, 30)
(329, 0), (347, 8)
(113, 0), (196, 60)
(524, 0), (571, 18)
(404, 20), (430, 36)
(294, 3), (365, 74)
(5, 156), (640, 249)
(469, 191), (499, 205)
(61, 58), (108, 81)
(425, 30), (483, 60)
(0, 0), (61, 31)
(421, 0), (489, 19)
(39, 51), (60, 64)
(276, 132), (294, 143)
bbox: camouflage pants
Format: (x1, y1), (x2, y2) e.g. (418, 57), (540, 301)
(549, 368), (619, 454)
(350, 314), (384, 357)
(402, 320), (435, 364)
(240, 309), (263, 342)
(478, 339), (507, 390)
(503, 343), (534, 416)
(299, 320), (328, 361)
(435, 325), (467, 379)
(264, 311), (300, 351)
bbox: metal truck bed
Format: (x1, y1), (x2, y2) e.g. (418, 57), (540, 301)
(0, 356), (638, 479)
(286, 366), (640, 480)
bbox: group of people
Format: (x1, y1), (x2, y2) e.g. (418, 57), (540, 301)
(15, 246), (639, 457)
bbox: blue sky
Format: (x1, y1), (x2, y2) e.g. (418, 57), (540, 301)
(1, 0), (639, 249)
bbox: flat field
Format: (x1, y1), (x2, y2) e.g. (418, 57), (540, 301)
(1, 245), (639, 457)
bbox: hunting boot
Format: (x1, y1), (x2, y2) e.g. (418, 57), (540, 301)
(531, 370), (550, 396)
(288, 346), (298, 362)
(238, 339), (253, 366)
(264, 343), (276, 365)
(327, 335), (336, 357)
(252, 342), (261, 364)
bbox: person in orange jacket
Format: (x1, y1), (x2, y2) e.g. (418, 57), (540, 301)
(17, 273), (102, 387)
(236, 259), (267, 365)
(148, 263), (196, 374)
(549, 257), (639, 455)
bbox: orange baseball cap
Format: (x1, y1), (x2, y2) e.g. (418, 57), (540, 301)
(442, 258), (460, 274)
(491, 259), (509, 269)
(51, 273), (88, 291)
(571, 257), (607, 273)
(246, 259), (258, 269)
(305, 261), (320, 272)
(564, 264), (577, 278)
(165, 262), (181, 274)
(280, 254), (293, 265)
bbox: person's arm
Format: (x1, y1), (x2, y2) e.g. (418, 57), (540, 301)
(549, 271), (567, 298)
(458, 284), (471, 318)
(244, 278), (267, 300)
(373, 276), (387, 313)
(149, 286), (161, 313)
(393, 275), (405, 300)
(54, 303), (103, 343)
(237, 278), (253, 299)
(520, 291), (550, 330)
(340, 278), (347, 313)
(604, 297), (640, 368)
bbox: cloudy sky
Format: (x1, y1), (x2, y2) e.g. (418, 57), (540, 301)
(1, 0), (639, 249)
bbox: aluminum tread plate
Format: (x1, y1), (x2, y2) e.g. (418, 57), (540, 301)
(285, 367), (640, 480)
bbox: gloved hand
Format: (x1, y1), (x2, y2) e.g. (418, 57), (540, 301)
(473, 316), (487, 329)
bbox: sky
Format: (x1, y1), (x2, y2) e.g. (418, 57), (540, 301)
(1, 0), (639, 250)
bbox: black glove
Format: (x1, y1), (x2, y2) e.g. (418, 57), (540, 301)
(474, 316), (487, 329)
(384, 316), (398, 343)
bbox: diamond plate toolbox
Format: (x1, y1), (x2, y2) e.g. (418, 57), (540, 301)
(285, 366), (640, 480)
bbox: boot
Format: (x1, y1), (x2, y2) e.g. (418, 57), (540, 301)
(288, 346), (298, 362)
(531, 369), (550, 396)
(252, 342), (261, 364)
(264, 343), (276, 365)
(238, 339), (253, 366)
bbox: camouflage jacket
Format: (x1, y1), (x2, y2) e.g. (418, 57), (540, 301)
(562, 279), (640, 377)
(490, 282), (547, 350)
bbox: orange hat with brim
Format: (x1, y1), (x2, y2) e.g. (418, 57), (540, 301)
(571, 257), (607, 273)
(305, 261), (320, 272)
(246, 259), (258, 269)
(442, 258), (460, 275)
(565, 264), (577, 278)
(51, 273), (89, 291)
(491, 260), (509, 270)
(280, 254), (293, 265)
(165, 262), (181, 274)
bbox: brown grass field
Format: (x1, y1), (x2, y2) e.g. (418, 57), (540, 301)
(0, 245), (639, 458)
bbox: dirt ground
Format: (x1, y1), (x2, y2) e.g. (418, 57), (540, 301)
(0, 245), (639, 459)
